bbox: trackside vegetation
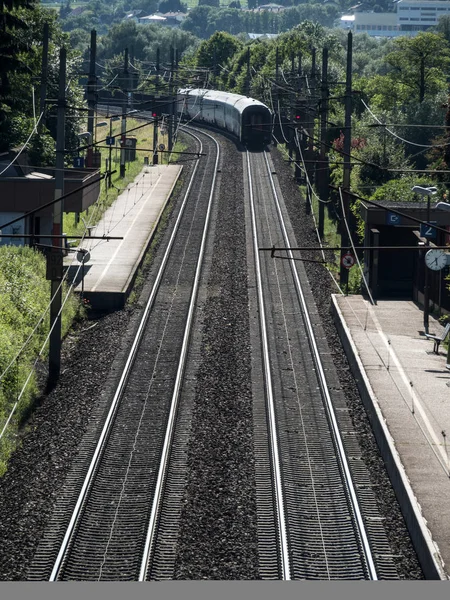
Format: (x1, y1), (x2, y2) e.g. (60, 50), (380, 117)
(0, 246), (79, 475)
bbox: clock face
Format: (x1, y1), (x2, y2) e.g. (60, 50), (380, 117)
(425, 249), (447, 271)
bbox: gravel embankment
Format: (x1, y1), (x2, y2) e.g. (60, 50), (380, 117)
(0, 309), (133, 580)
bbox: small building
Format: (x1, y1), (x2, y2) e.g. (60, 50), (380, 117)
(246, 32), (279, 40)
(138, 14), (167, 25)
(252, 3), (287, 12)
(155, 12), (187, 27)
(0, 152), (100, 247)
(360, 199), (450, 312)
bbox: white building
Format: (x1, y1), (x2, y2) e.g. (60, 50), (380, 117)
(339, 12), (401, 37)
(397, 0), (450, 32)
(337, 0), (450, 37)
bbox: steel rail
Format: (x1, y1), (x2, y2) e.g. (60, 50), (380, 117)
(246, 150), (291, 581)
(49, 129), (204, 581)
(262, 150), (378, 580)
(139, 128), (220, 580)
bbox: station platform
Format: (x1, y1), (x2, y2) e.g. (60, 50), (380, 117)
(332, 295), (450, 579)
(65, 164), (182, 310)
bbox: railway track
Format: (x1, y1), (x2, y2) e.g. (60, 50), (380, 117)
(246, 149), (401, 579)
(26, 127), (414, 580)
(28, 129), (220, 581)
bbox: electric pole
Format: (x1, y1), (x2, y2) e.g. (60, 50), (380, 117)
(318, 47), (329, 239)
(48, 47), (66, 383)
(340, 31), (353, 289)
(246, 47), (251, 97)
(86, 29), (96, 168)
(168, 46), (174, 154)
(39, 23), (49, 131)
(120, 47), (128, 178)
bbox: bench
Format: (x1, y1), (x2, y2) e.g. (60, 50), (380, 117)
(425, 322), (450, 354)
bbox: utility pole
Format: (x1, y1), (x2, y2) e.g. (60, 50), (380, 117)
(308, 47), (316, 155)
(156, 47), (160, 93)
(86, 29), (97, 168)
(39, 22), (49, 131)
(340, 31), (353, 289)
(153, 113), (159, 165)
(298, 52), (302, 90)
(120, 47), (128, 178)
(168, 46), (174, 154)
(318, 47), (329, 239)
(246, 47), (251, 97)
(273, 47), (279, 147)
(48, 47), (66, 383)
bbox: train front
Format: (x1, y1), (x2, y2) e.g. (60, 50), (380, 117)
(241, 104), (272, 148)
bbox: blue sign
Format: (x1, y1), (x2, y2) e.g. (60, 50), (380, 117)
(73, 156), (84, 168)
(420, 221), (437, 240)
(386, 211), (402, 226)
(106, 136), (115, 146)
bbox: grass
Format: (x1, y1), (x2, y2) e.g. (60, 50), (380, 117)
(64, 116), (171, 239)
(0, 246), (80, 476)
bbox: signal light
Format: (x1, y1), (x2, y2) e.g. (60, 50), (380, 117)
(295, 115), (301, 120)
(152, 111), (157, 117)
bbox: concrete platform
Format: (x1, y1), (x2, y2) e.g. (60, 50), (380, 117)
(332, 295), (450, 579)
(65, 164), (182, 310)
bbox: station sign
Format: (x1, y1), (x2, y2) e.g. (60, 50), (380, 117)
(420, 221), (437, 240)
(386, 212), (401, 226)
(73, 156), (84, 168)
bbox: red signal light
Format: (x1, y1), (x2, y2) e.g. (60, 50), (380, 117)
(152, 112), (157, 117)
(295, 115), (301, 120)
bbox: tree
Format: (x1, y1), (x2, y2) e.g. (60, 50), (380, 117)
(196, 30), (243, 72)
(385, 32), (450, 103)
(158, 0), (187, 12)
(181, 5), (213, 38)
(435, 15), (450, 44)
(0, 0), (37, 144)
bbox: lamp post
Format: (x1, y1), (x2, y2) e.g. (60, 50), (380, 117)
(412, 185), (437, 333)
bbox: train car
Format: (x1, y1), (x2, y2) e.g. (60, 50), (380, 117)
(177, 88), (272, 147)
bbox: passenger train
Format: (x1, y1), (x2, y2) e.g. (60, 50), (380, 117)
(177, 88), (272, 147)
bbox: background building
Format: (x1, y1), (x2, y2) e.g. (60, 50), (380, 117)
(337, 0), (450, 37)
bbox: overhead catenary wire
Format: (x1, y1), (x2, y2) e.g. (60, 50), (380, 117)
(361, 98), (450, 149)
(0, 112), (44, 176)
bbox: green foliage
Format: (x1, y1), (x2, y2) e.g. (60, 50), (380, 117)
(97, 21), (199, 68)
(369, 176), (439, 204)
(158, 0), (187, 11)
(0, 246), (79, 475)
(196, 31), (243, 70)
(385, 32), (450, 103)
